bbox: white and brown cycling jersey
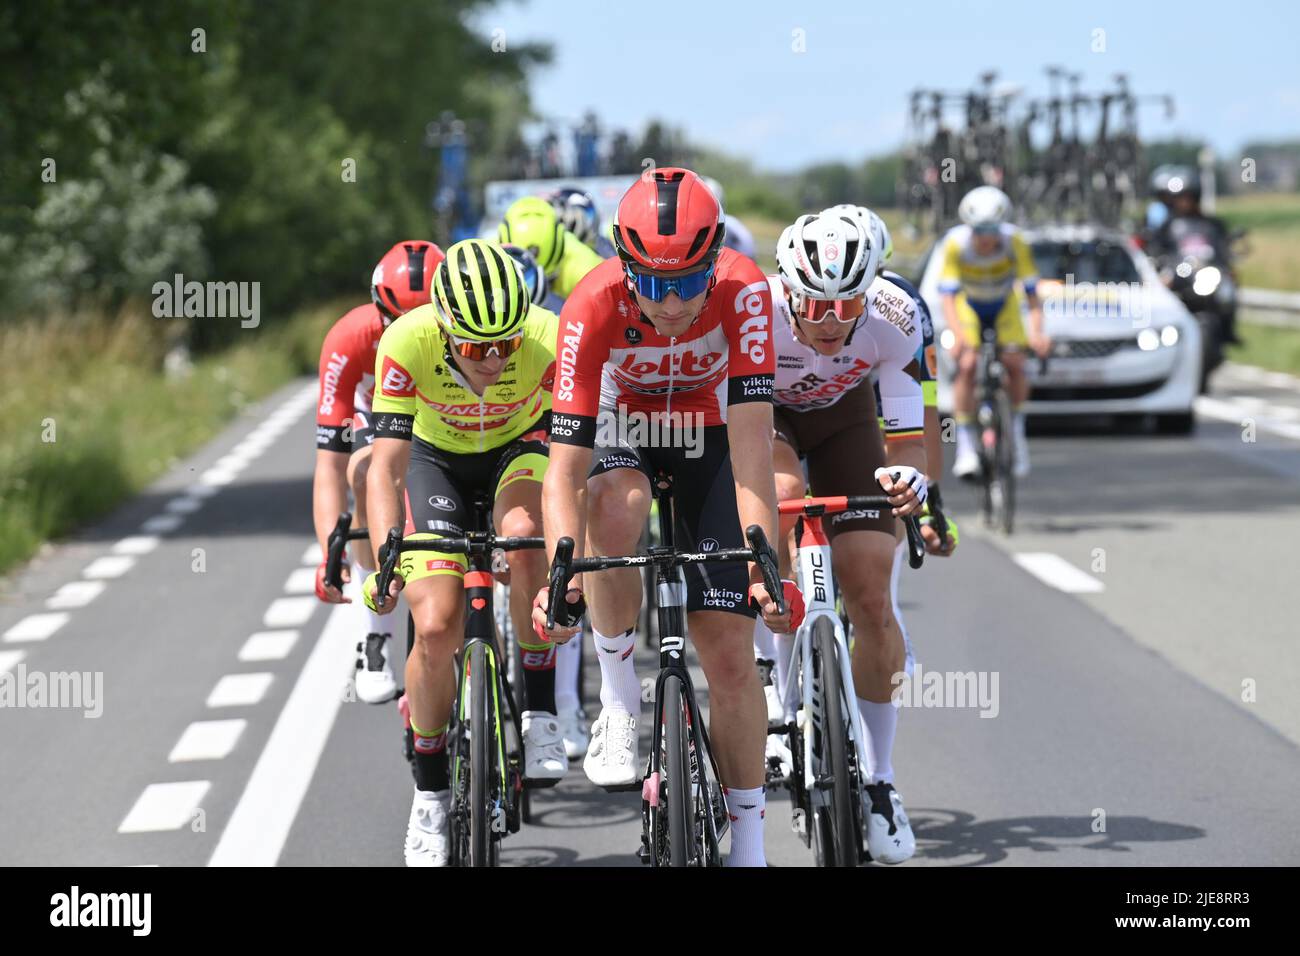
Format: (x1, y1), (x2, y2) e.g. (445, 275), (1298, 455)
(767, 273), (924, 440)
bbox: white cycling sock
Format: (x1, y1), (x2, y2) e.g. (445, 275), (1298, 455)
(891, 541), (915, 677)
(724, 786), (767, 867)
(555, 633), (582, 715)
(355, 562), (389, 636)
(1014, 410), (1027, 441)
(956, 424), (977, 455)
(752, 617), (776, 661)
(774, 631), (796, 721)
(857, 697), (897, 785)
(593, 626), (640, 715)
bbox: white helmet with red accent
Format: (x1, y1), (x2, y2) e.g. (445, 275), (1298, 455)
(776, 211), (879, 300)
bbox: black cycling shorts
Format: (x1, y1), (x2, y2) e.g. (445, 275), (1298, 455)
(402, 423), (549, 580)
(590, 424), (755, 619)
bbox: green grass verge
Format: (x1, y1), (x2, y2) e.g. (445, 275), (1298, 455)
(0, 301), (343, 576)
(1228, 319), (1300, 378)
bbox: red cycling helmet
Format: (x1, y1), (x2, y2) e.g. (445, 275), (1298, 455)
(613, 168), (725, 272)
(371, 240), (445, 321)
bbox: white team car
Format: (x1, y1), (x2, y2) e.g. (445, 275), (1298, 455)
(917, 224), (1201, 433)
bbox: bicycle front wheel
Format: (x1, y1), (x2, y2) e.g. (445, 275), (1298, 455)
(662, 674), (695, 867)
(468, 640), (497, 867)
(813, 617), (861, 867)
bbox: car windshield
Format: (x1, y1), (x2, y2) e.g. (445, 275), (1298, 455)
(1030, 239), (1141, 284)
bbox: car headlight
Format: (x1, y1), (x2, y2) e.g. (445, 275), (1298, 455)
(1192, 266), (1221, 297)
(1160, 324), (1179, 347)
(1137, 328), (1161, 351)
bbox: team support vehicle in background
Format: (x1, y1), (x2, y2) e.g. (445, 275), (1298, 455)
(919, 223), (1201, 434)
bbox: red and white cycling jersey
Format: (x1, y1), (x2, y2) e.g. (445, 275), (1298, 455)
(316, 303), (384, 451)
(769, 274), (924, 438)
(551, 250), (774, 446)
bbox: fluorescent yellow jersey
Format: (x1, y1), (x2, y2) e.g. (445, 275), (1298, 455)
(371, 303), (558, 454)
(938, 224), (1038, 304)
(551, 233), (605, 298)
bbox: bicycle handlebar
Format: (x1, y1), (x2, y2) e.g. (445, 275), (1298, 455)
(544, 524), (787, 630)
(372, 526), (545, 605)
(778, 495), (926, 570)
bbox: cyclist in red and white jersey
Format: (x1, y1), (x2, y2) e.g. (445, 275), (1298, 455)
(756, 208), (927, 863)
(311, 240), (443, 703)
(531, 168), (801, 867)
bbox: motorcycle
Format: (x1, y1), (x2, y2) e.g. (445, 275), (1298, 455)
(1154, 221), (1243, 393)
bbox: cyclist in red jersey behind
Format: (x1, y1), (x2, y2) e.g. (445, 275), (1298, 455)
(311, 240), (443, 703)
(531, 168), (802, 867)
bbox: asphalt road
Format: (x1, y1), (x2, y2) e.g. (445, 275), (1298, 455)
(2, 363), (1298, 866)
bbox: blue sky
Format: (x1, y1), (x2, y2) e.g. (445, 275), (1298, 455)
(479, 0), (1300, 171)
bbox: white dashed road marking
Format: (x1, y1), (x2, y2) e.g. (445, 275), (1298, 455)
(113, 535), (161, 556)
(206, 673), (275, 708)
(82, 555), (136, 580)
(46, 581), (107, 610)
(263, 596), (318, 628)
(141, 514), (183, 534)
(1013, 553), (1106, 594)
(169, 720), (248, 762)
(4, 613), (71, 643)
(209, 599), (361, 866)
(238, 630), (300, 662)
(118, 781), (211, 833)
(282, 567), (318, 595)
(0, 650), (26, 675)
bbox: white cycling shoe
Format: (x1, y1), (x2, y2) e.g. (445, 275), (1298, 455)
(521, 711), (568, 781)
(865, 782), (916, 864)
(404, 788), (450, 867)
(1013, 434), (1031, 477)
(556, 706), (590, 760)
(583, 709), (639, 790)
(354, 632), (397, 704)
(952, 446), (980, 480)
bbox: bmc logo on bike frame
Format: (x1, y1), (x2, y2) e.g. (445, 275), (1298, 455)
(809, 549), (828, 604)
(660, 635), (685, 660)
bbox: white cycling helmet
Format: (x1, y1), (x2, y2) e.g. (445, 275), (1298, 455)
(958, 186), (1013, 229)
(823, 204), (892, 268)
(777, 211), (879, 300)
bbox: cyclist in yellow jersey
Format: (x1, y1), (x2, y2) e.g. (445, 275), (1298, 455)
(363, 238), (564, 866)
(940, 186), (1050, 479)
(499, 195), (605, 299)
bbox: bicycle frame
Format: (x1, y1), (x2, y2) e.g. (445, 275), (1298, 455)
(783, 511), (874, 845)
(773, 496), (923, 861)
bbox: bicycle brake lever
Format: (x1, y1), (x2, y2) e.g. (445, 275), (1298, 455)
(324, 512), (352, 591)
(745, 525), (786, 616)
(903, 515), (926, 570)
(375, 527), (402, 606)
(546, 537), (575, 631)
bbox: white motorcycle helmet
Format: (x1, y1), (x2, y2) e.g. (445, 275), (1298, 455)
(777, 211), (880, 300)
(958, 186), (1013, 229)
